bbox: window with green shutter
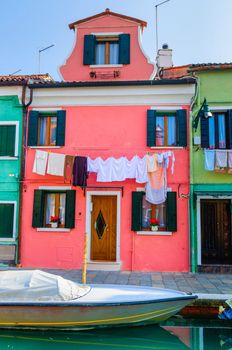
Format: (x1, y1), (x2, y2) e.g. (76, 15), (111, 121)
(83, 34), (130, 65)
(28, 110), (66, 147)
(0, 124), (16, 157)
(201, 110), (232, 149)
(0, 203), (15, 238)
(147, 110), (187, 147)
(32, 189), (76, 229)
(131, 191), (177, 232)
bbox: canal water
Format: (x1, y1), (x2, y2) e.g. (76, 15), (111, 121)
(0, 319), (231, 350)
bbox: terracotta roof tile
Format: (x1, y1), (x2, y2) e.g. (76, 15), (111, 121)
(0, 74), (54, 83)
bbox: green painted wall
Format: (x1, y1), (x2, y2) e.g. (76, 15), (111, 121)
(0, 95), (23, 265)
(190, 69), (232, 271)
(192, 69), (232, 184)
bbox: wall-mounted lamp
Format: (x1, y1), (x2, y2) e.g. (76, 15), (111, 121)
(193, 98), (212, 131)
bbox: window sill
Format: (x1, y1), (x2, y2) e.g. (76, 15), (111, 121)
(28, 146), (61, 149)
(150, 146), (184, 149)
(136, 231), (172, 236)
(90, 64), (123, 68)
(0, 238), (16, 242)
(36, 228), (71, 232)
(0, 156), (18, 160)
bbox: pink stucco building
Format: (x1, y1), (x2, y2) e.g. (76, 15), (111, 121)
(21, 9), (195, 271)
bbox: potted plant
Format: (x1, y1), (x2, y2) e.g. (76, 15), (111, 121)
(150, 219), (159, 231)
(50, 215), (59, 228)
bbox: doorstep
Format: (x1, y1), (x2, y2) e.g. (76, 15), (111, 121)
(87, 261), (121, 271)
(198, 264), (232, 273)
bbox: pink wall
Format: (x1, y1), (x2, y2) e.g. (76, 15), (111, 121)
(21, 105), (190, 272)
(60, 15), (154, 82)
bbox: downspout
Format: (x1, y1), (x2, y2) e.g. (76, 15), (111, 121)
(17, 83), (33, 265)
(189, 73), (200, 272)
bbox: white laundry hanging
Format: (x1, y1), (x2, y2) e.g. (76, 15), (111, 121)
(32, 150), (48, 176)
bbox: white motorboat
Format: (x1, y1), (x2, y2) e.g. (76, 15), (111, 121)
(0, 270), (197, 330)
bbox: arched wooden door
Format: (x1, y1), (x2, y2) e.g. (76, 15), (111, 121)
(90, 195), (117, 261)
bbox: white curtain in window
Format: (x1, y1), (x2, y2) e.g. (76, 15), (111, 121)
(218, 114), (226, 148)
(95, 43), (105, 64)
(167, 117), (176, 146)
(109, 43), (119, 64)
(38, 117), (48, 145)
(59, 194), (66, 225)
(46, 194), (56, 224)
(156, 117), (164, 146)
(50, 117), (57, 145)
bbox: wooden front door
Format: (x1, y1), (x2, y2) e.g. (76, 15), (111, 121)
(90, 195), (117, 261)
(201, 199), (232, 264)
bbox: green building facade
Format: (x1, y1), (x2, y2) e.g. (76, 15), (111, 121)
(0, 87), (24, 266)
(190, 65), (232, 272)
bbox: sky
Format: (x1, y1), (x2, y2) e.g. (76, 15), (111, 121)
(1, 0), (232, 81)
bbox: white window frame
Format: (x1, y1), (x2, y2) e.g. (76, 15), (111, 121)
(0, 201), (17, 241)
(0, 121), (19, 159)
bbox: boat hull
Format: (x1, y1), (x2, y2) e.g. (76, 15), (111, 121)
(0, 298), (195, 330)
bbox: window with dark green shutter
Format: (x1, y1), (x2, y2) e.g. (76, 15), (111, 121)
(131, 191), (177, 232)
(0, 124), (16, 157)
(32, 189), (75, 229)
(0, 203), (15, 238)
(201, 111), (232, 149)
(84, 34), (130, 66)
(147, 109), (187, 147)
(28, 110), (66, 147)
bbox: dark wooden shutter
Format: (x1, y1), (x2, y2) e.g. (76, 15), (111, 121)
(32, 190), (44, 228)
(65, 190), (76, 228)
(83, 35), (96, 65)
(177, 109), (187, 147)
(131, 191), (143, 231)
(119, 34), (130, 64)
(56, 110), (66, 146)
(28, 111), (39, 146)
(0, 204), (14, 238)
(226, 110), (232, 149)
(0, 125), (16, 156)
(201, 116), (209, 148)
(147, 110), (156, 147)
(166, 192), (177, 232)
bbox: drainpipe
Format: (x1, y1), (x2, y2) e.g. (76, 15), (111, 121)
(17, 83), (33, 265)
(189, 73), (200, 272)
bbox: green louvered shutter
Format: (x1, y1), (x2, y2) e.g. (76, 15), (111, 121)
(83, 35), (96, 65)
(0, 125), (16, 156)
(0, 204), (14, 238)
(131, 192), (143, 231)
(226, 110), (232, 149)
(32, 190), (44, 228)
(201, 116), (209, 148)
(177, 109), (187, 147)
(65, 190), (76, 228)
(56, 110), (66, 146)
(119, 34), (130, 64)
(28, 111), (39, 146)
(147, 110), (156, 147)
(166, 192), (177, 232)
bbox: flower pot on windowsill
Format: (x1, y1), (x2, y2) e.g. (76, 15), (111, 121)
(51, 222), (58, 228)
(151, 225), (158, 231)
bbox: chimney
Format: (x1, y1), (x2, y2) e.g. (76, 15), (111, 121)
(156, 44), (173, 69)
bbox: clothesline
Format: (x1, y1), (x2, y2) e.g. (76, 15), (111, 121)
(32, 151), (175, 205)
